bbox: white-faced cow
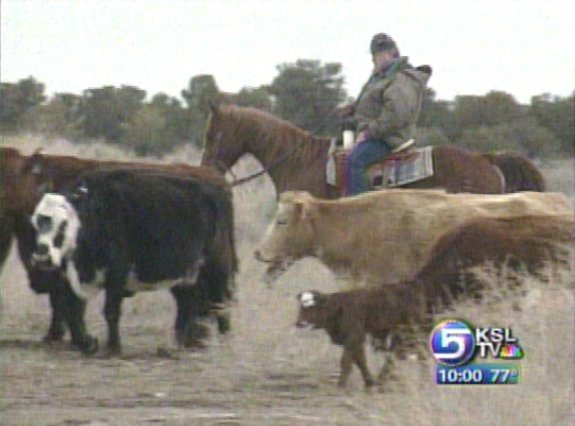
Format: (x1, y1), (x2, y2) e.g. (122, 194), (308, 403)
(31, 168), (237, 355)
(255, 189), (573, 287)
(2, 147), (234, 348)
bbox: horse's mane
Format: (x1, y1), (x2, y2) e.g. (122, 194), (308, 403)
(216, 105), (331, 163)
(220, 105), (311, 137)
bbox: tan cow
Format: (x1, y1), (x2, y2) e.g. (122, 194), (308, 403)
(255, 189), (573, 286)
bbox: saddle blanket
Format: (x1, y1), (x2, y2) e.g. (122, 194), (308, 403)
(369, 145), (434, 189)
(326, 141), (434, 193)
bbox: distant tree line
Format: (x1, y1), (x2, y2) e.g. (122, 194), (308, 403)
(1, 62), (573, 158)
(418, 89), (574, 157)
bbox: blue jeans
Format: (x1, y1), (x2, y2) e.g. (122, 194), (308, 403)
(347, 139), (391, 195)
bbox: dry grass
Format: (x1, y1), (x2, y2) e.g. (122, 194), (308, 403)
(1, 135), (574, 425)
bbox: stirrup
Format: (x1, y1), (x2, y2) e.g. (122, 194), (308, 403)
(392, 139), (415, 153)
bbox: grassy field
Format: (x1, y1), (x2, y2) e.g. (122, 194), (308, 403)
(1, 135), (573, 425)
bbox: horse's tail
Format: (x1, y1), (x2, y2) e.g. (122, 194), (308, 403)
(483, 151), (546, 192)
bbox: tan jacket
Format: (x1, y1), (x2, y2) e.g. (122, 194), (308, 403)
(354, 57), (431, 149)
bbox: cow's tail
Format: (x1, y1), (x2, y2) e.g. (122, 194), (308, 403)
(483, 151), (546, 192)
(209, 186), (238, 305)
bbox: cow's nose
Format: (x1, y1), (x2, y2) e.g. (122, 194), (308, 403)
(36, 243), (50, 256)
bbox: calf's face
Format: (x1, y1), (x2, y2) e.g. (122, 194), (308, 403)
(31, 193), (80, 270)
(255, 193), (316, 284)
(296, 291), (330, 329)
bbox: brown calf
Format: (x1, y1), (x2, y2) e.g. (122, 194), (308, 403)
(296, 286), (425, 388)
(296, 213), (574, 389)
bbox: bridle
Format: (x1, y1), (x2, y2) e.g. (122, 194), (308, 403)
(205, 109), (336, 187)
(229, 145), (304, 187)
(207, 130), (309, 188)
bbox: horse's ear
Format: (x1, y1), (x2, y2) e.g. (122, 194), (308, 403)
(208, 100), (219, 116)
(416, 65), (432, 76)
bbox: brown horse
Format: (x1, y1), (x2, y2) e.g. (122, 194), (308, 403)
(0, 147), (237, 351)
(201, 104), (546, 198)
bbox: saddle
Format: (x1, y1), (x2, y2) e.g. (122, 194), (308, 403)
(327, 140), (434, 196)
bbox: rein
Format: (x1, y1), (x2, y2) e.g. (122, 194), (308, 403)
(230, 142), (304, 187)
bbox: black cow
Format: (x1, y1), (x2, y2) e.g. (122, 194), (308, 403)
(31, 168), (237, 355)
(1, 148), (233, 348)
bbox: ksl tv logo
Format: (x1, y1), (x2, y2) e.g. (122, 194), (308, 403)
(429, 319), (524, 366)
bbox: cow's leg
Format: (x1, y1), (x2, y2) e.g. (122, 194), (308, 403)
(103, 289), (124, 356)
(0, 216), (14, 323)
(43, 288), (66, 343)
(211, 269), (232, 335)
(183, 286), (210, 349)
(171, 285), (194, 347)
(350, 343), (374, 388)
(0, 214), (14, 276)
(197, 261), (233, 335)
(26, 270), (69, 344)
(61, 282), (98, 354)
(216, 311), (231, 335)
(212, 269), (232, 335)
(377, 352), (398, 386)
(338, 347), (354, 388)
(12, 215), (68, 342)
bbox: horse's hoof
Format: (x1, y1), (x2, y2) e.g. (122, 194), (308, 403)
(80, 337), (99, 355)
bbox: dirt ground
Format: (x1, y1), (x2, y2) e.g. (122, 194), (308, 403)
(1, 142), (574, 425)
(1, 238), (574, 426)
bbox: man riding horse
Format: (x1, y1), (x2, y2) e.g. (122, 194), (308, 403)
(338, 33), (432, 195)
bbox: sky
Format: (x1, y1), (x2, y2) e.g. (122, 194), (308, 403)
(1, 0), (574, 104)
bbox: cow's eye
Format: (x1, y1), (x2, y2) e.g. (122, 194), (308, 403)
(36, 214), (53, 231)
(53, 221), (68, 248)
(276, 219), (288, 226)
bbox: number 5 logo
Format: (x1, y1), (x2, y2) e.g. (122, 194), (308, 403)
(436, 328), (471, 360)
(430, 320), (476, 366)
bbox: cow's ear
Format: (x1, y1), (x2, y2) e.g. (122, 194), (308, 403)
(22, 149), (44, 175)
(294, 199), (317, 221)
(294, 201), (305, 219)
(313, 291), (327, 306)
